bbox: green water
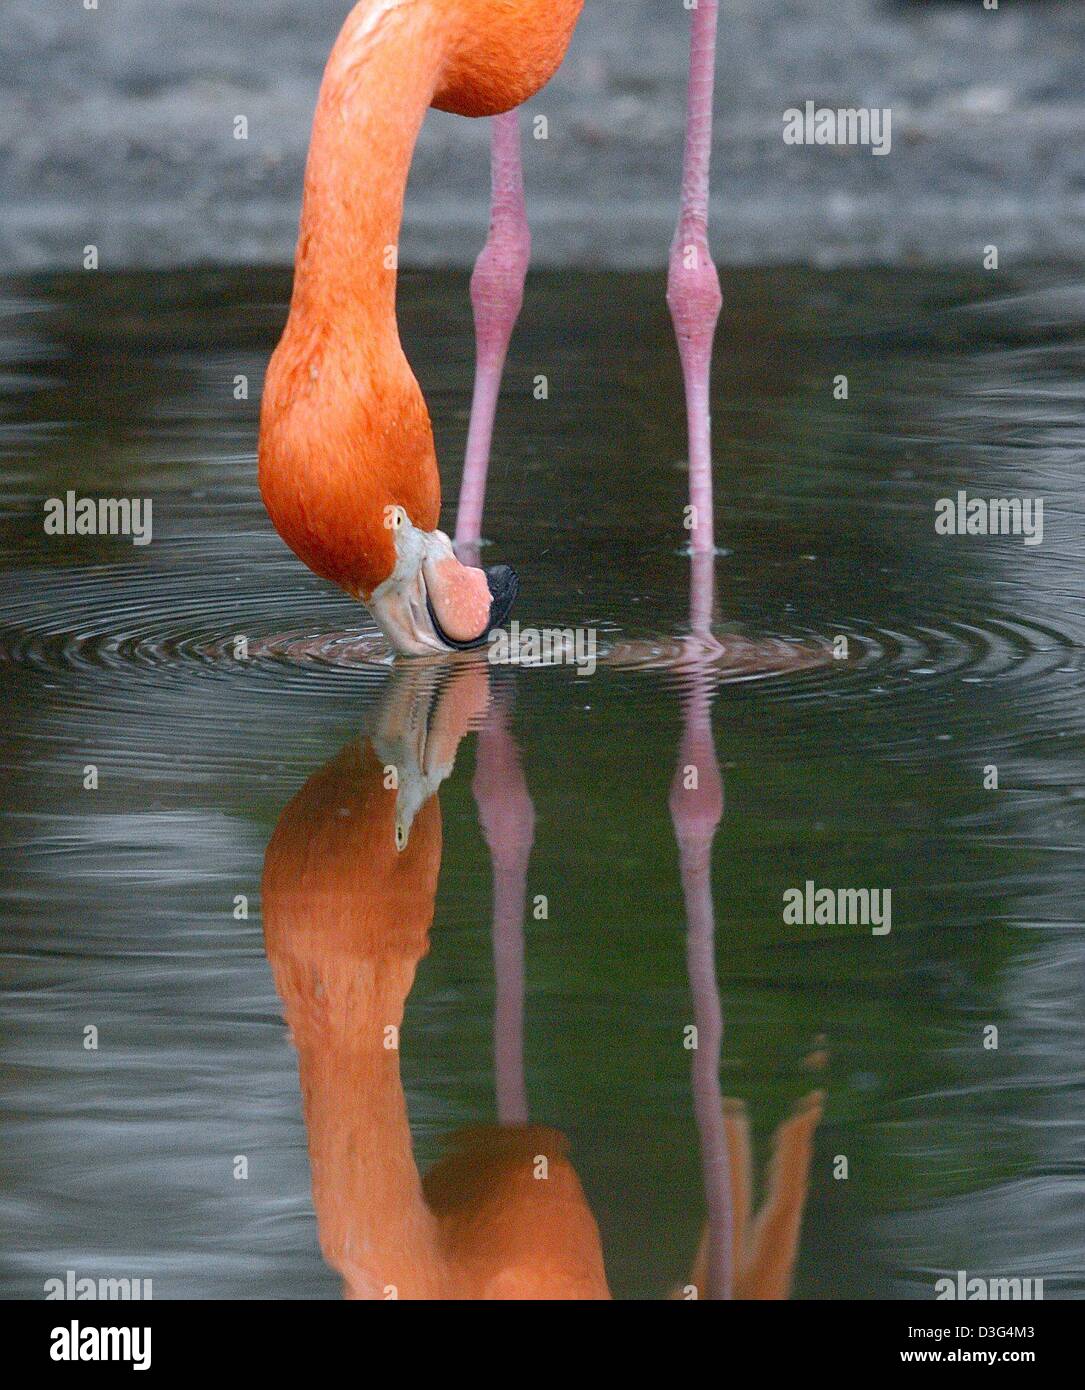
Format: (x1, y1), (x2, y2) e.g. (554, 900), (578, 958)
(0, 267), (1082, 1298)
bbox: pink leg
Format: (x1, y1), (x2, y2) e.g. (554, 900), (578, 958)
(473, 702), (536, 1127)
(455, 110), (531, 562)
(667, 0), (722, 558)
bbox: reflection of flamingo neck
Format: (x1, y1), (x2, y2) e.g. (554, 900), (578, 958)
(262, 741), (449, 1298)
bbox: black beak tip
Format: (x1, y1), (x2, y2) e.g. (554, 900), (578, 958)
(484, 563), (519, 632)
(426, 563), (519, 652)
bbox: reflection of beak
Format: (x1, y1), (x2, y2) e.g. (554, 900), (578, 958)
(371, 660), (490, 849)
(368, 518), (518, 657)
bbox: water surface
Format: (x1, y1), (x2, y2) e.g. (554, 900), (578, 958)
(1, 266), (1082, 1298)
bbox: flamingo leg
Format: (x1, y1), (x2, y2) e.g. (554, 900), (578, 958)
(667, 0), (722, 559)
(455, 110), (531, 563)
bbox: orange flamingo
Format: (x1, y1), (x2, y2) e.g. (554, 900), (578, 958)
(262, 666), (824, 1299)
(259, 1), (583, 654)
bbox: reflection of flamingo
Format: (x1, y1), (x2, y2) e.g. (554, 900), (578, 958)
(259, 3), (582, 655)
(262, 666), (610, 1299)
(263, 660), (823, 1299)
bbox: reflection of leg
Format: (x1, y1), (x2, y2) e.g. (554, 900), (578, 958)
(668, 0), (722, 559)
(456, 110), (530, 559)
(671, 669), (730, 1298)
(740, 1091), (825, 1300)
(473, 702), (536, 1126)
(684, 867), (731, 1299)
(687, 1099), (751, 1297)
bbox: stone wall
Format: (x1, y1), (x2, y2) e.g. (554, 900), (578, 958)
(3, 0), (1082, 269)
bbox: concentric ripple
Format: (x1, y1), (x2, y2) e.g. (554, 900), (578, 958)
(0, 551), (387, 696)
(2, 545), (1080, 721)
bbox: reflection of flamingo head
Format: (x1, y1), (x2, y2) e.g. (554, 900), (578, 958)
(262, 664), (489, 997)
(262, 737), (442, 1030)
(370, 659), (491, 846)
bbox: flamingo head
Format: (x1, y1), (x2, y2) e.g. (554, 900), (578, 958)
(368, 508), (518, 657)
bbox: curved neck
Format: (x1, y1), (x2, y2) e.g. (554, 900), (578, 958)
(289, 3), (446, 336)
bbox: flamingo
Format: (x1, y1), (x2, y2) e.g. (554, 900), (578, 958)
(259, 1), (582, 655)
(259, 0), (722, 654)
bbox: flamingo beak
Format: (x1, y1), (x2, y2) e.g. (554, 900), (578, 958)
(426, 562), (518, 652)
(367, 517), (518, 657)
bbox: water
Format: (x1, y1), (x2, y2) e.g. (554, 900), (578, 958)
(1, 266), (1082, 1299)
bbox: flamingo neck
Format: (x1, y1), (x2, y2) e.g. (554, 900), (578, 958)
(288, 2), (445, 337)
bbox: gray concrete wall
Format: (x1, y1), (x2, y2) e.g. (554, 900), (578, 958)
(3, 0), (1084, 270)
